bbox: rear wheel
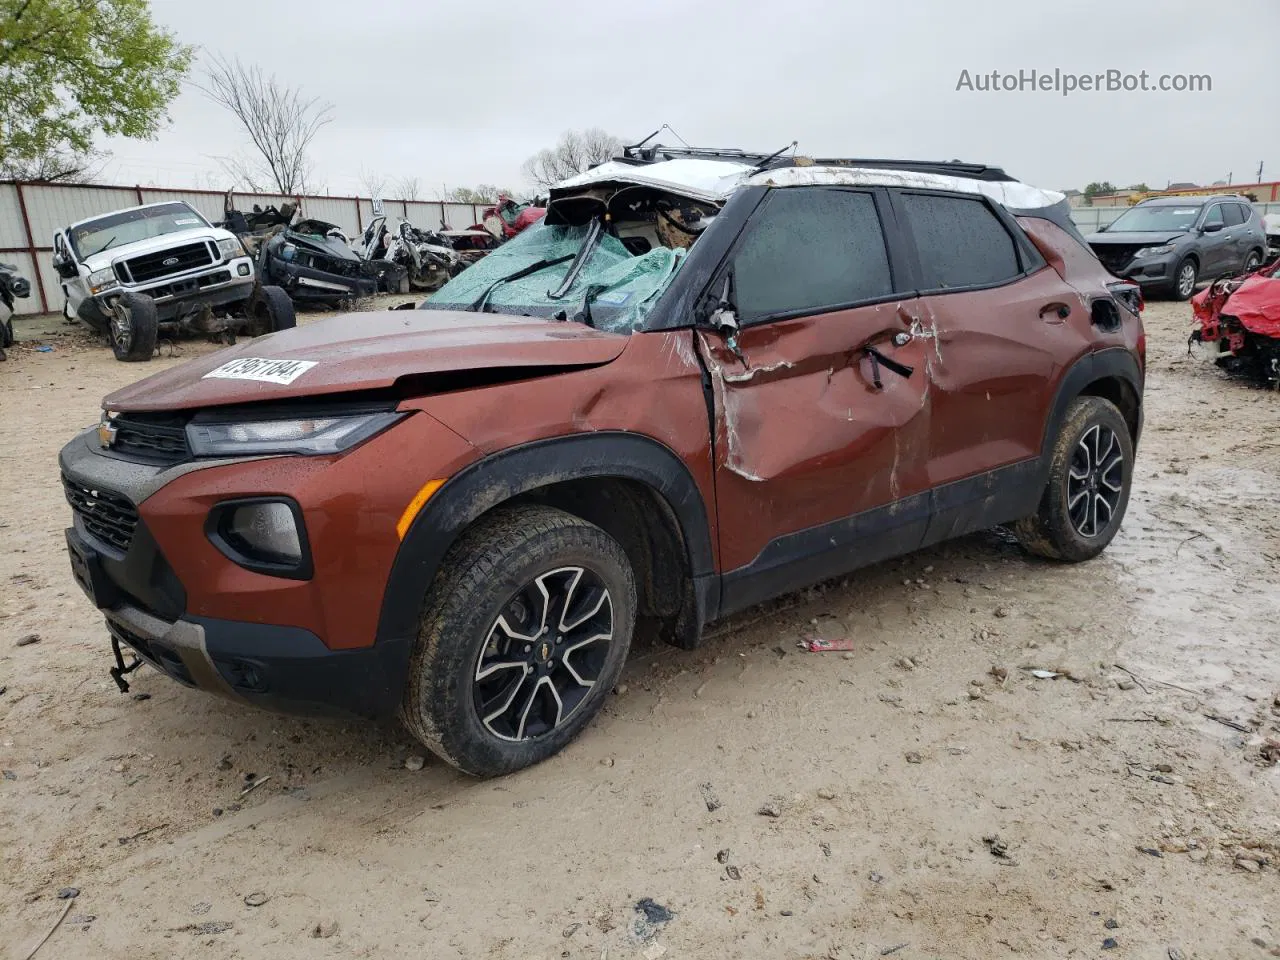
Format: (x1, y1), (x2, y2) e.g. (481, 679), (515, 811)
(401, 505), (636, 777)
(1013, 396), (1133, 562)
(108, 292), (158, 362)
(1242, 249), (1263, 274)
(248, 285), (296, 336)
(1171, 257), (1198, 300)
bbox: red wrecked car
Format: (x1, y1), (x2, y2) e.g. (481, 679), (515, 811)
(1191, 261), (1280, 387)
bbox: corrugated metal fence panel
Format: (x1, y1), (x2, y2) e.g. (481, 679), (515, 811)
(24, 183), (141, 246)
(356, 199), (376, 231)
(299, 197), (360, 238)
(405, 201), (447, 229)
(441, 203), (478, 230)
(0, 184), (28, 249)
(34, 251), (64, 315)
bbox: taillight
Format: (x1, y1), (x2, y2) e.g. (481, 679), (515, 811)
(1107, 280), (1144, 315)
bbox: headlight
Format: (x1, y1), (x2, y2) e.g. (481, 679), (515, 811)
(87, 267), (118, 294)
(186, 411), (403, 456)
(217, 237), (245, 260)
(1135, 244), (1175, 258)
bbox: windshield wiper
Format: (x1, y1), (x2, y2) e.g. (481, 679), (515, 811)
(547, 218), (603, 300)
(469, 254), (576, 312)
(96, 235), (119, 255)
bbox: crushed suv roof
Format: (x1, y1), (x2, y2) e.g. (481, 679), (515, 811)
(553, 148), (1064, 211)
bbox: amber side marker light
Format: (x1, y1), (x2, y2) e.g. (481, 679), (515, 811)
(397, 479), (446, 540)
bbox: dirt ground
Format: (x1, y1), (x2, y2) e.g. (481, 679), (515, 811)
(1, 299), (1277, 960)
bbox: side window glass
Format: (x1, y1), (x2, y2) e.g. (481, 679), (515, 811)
(1221, 203), (1245, 227)
(1202, 205), (1224, 227)
(899, 193), (1021, 290)
(732, 188), (892, 323)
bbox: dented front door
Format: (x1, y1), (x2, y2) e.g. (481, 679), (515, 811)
(693, 186), (932, 576)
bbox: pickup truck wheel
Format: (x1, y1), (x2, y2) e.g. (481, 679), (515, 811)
(401, 504), (636, 778)
(108, 293), (157, 362)
(249, 285), (296, 336)
(1171, 257), (1198, 300)
(1013, 396), (1133, 562)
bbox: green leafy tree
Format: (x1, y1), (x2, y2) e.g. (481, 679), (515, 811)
(1, 0), (193, 180)
(1127, 183), (1150, 192)
(1083, 181), (1117, 198)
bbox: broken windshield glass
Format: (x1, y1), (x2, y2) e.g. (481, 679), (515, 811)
(423, 221), (685, 333)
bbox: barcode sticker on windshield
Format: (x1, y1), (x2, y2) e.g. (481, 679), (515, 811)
(203, 357), (318, 385)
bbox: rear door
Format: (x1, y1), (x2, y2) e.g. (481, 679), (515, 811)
(694, 186), (933, 610)
(889, 189), (1086, 538)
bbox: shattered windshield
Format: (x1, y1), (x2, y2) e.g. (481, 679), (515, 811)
(1107, 204), (1203, 233)
(423, 221), (684, 333)
(70, 202), (209, 259)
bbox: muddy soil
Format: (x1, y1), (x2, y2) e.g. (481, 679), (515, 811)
(1, 301), (1277, 960)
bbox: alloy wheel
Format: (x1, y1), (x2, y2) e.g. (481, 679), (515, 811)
(1177, 264), (1197, 298)
(110, 301), (133, 352)
(1244, 252), (1262, 274)
(473, 566), (614, 742)
(1067, 424), (1125, 538)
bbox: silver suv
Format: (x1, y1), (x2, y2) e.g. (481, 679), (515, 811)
(52, 201), (292, 361)
(1085, 195), (1268, 300)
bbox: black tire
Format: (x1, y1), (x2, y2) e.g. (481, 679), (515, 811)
(108, 292), (158, 362)
(1013, 396), (1134, 563)
(0, 316), (13, 349)
(1242, 249), (1263, 275)
(401, 504), (637, 777)
(1170, 256), (1198, 301)
(249, 285), (296, 336)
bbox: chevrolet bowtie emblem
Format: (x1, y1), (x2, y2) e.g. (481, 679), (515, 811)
(98, 419), (118, 449)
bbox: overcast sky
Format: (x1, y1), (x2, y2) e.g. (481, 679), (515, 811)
(100, 0), (1279, 198)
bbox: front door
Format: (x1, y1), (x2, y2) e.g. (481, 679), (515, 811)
(1198, 203), (1231, 275)
(694, 186), (933, 615)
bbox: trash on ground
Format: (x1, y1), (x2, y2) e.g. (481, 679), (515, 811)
(798, 637), (858, 652)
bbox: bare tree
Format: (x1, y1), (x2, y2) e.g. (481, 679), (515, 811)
(359, 167), (387, 200)
(395, 176), (422, 201)
(522, 128), (623, 190)
(439, 184), (514, 204)
(200, 54), (333, 194)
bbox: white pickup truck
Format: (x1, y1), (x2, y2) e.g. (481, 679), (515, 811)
(51, 200), (294, 361)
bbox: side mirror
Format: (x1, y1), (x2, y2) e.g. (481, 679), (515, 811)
(1097, 223), (1109, 232)
(1202, 222), (1224, 233)
(710, 305), (738, 335)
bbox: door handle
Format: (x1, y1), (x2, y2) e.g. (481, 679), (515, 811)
(1039, 302), (1071, 321)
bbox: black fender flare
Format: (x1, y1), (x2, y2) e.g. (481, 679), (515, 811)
(374, 431), (715, 650)
(1039, 347), (1144, 473)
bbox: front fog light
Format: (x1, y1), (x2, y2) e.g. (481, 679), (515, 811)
(209, 499), (311, 578)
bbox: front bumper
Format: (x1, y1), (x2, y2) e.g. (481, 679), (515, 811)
(97, 594), (409, 719)
(57, 411), (479, 720)
(1109, 255), (1176, 286)
(95, 258), (256, 321)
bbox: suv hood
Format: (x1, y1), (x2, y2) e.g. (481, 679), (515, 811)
(80, 226), (233, 273)
(1086, 231), (1185, 246)
(103, 310), (628, 412)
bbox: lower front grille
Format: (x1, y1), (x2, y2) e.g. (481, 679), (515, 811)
(63, 475), (138, 552)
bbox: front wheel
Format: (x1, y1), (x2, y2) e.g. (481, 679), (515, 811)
(108, 292), (158, 362)
(1171, 257), (1198, 301)
(401, 504), (636, 777)
(1013, 396), (1134, 562)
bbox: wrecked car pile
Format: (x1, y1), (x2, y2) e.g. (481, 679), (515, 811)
(1190, 260), (1280, 387)
(221, 193), (407, 304)
(355, 212), (466, 292)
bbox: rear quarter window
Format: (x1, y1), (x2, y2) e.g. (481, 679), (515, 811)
(899, 193), (1022, 290)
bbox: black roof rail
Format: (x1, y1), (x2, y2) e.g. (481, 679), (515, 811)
(616, 143), (1016, 183)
